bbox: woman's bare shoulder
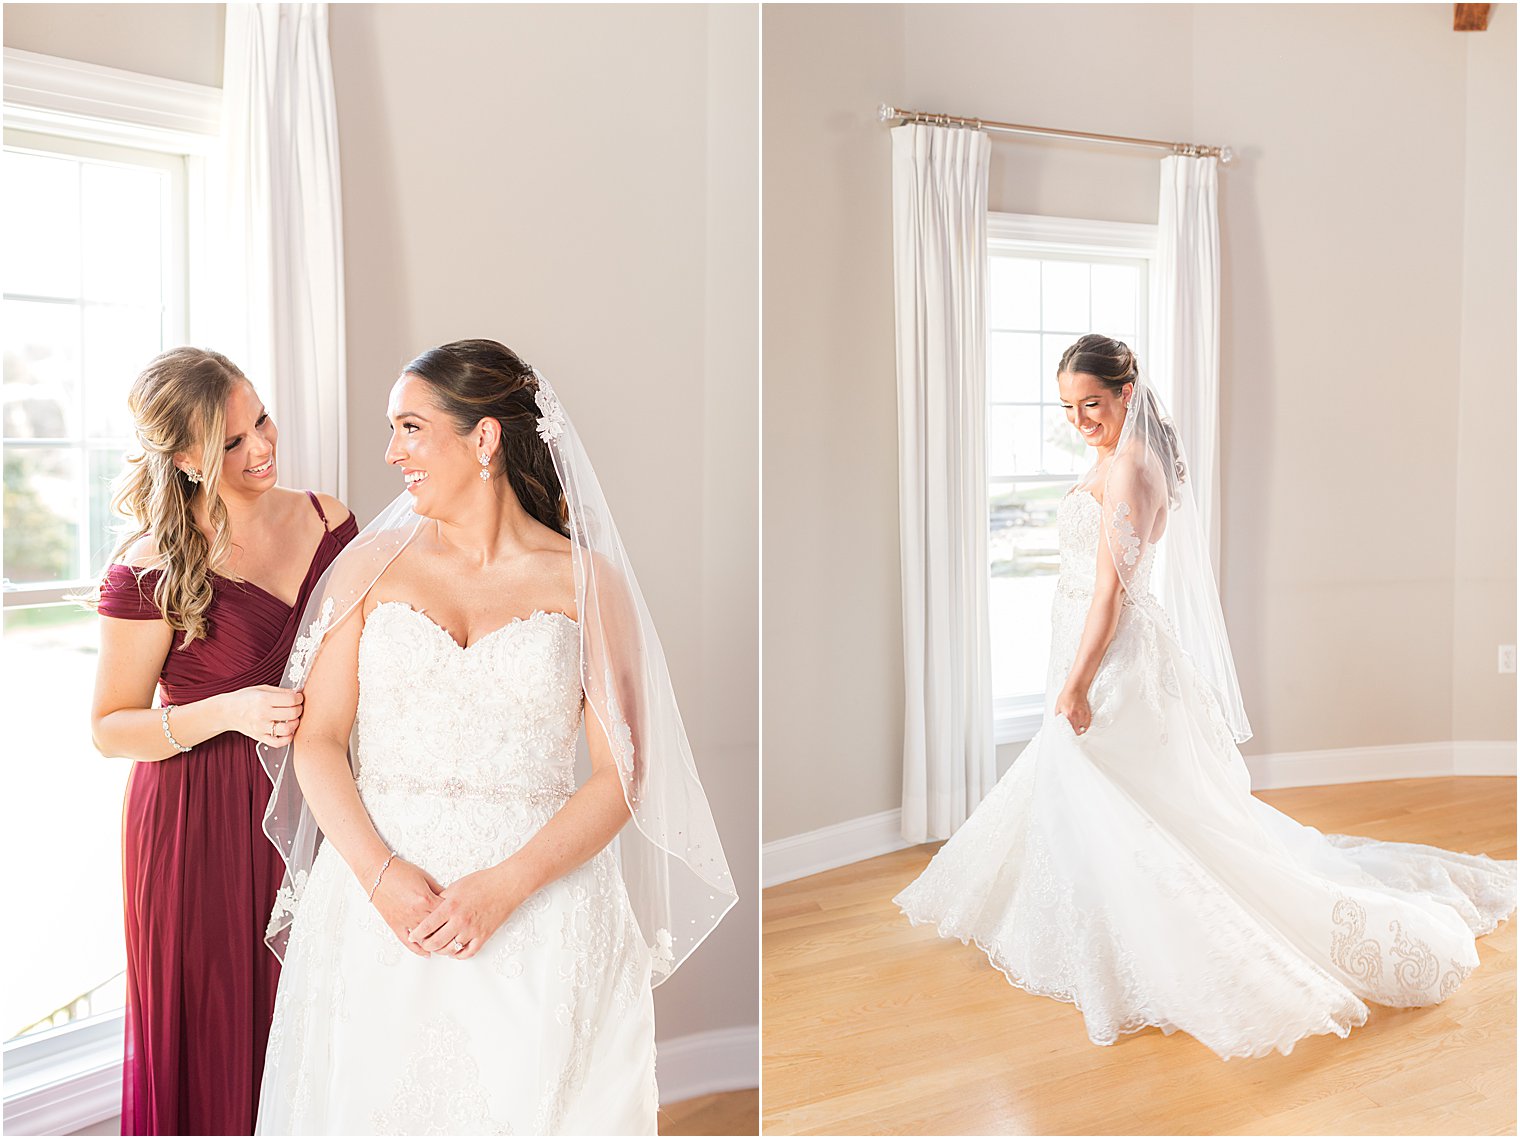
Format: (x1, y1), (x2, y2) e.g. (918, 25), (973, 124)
(116, 533), (162, 570)
(312, 491), (352, 530)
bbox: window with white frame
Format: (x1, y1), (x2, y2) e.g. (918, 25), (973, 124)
(986, 213), (1156, 743)
(2, 48), (217, 1133)
(2, 128), (186, 1044)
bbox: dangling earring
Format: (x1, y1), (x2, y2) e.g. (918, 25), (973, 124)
(184, 467), (203, 485)
(478, 452), (491, 482)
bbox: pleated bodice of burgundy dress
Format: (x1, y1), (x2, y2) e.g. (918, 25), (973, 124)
(97, 492), (356, 1136)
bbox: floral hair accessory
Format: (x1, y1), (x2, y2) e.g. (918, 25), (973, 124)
(534, 374), (566, 446)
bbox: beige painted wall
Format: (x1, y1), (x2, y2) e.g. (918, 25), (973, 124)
(10, 0), (758, 1049)
(1193, 3), (1470, 754)
(902, 3), (1193, 225)
(330, 0), (759, 1047)
(1453, 3), (1518, 738)
(3, 3), (224, 85)
(762, 3), (1516, 841)
(762, 4), (907, 839)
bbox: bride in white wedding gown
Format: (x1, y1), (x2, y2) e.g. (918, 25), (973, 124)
(255, 341), (735, 1133)
(261, 602), (652, 1134)
(896, 334), (1516, 1061)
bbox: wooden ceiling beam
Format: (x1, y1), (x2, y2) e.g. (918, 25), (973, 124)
(1454, 4), (1492, 31)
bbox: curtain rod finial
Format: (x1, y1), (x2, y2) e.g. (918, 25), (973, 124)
(1218, 146), (1234, 165)
(878, 104), (898, 123)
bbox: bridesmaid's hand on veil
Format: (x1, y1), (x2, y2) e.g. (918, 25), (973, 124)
(1055, 685), (1092, 736)
(371, 858), (444, 958)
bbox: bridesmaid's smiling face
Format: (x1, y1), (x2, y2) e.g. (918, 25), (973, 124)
(385, 373), (481, 517)
(193, 378), (278, 501)
(1057, 371), (1131, 452)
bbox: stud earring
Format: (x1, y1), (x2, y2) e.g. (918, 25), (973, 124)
(184, 468), (203, 485)
(478, 452), (491, 482)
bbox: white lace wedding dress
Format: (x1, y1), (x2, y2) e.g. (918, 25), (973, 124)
(256, 602), (655, 1134)
(895, 486), (1517, 1060)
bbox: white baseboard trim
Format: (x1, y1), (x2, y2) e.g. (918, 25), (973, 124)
(1244, 739), (1517, 790)
(657, 1025), (758, 1104)
(761, 807), (912, 887)
(1450, 740), (1518, 777)
(763, 741), (1518, 886)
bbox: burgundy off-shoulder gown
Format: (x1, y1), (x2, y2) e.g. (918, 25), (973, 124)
(97, 492), (357, 1136)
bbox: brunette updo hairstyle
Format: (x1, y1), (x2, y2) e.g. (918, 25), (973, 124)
(402, 339), (570, 536)
(1057, 333), (1188, 497)
(1057, 333), (1140, 396)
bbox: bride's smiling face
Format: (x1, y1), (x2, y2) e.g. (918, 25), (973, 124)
(1058, 371), (1131, 451)
(385, 373), (482, 517)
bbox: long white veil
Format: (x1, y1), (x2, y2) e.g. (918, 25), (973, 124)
(258, 365), (737, 985)
(1097, 363), (1253, 744)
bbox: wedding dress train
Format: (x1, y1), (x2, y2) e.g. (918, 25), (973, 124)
(895, 486), (1516, 1060)
(256, 601), (655, 1133)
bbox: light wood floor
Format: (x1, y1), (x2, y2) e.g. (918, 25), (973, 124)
(762, 777), (1516, 1136)
(661, 1087), (759, 1135)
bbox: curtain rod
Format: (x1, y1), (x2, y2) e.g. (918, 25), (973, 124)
(879, 104), (1233, 164)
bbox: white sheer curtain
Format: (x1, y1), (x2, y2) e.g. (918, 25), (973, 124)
(210, 2), (347, 498)
(1151, 155), (1221, 567)
(891, 123), (995, 844)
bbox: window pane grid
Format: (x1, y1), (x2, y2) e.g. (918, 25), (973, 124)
(2, 130), (186, 1045)
(987, 243), (1149, 710)
(3, 139), (176, 590)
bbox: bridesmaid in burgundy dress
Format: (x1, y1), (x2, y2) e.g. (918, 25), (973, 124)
(89, 348), (357, 1135)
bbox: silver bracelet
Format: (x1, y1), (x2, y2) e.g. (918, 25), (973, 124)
(368, 851), (399, 902)
(160, 705), (193, 753)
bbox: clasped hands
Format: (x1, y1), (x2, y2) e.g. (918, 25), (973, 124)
(367, 856), (526, 961)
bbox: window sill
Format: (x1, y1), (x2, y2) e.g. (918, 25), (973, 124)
(994, 700), (1045, 746)
(3, 1013), (124, 1136)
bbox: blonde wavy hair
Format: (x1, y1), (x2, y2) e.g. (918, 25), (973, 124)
(91, 347), (246, 646)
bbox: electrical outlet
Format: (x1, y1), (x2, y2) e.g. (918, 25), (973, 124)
(1500, 645), (1517, 674)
